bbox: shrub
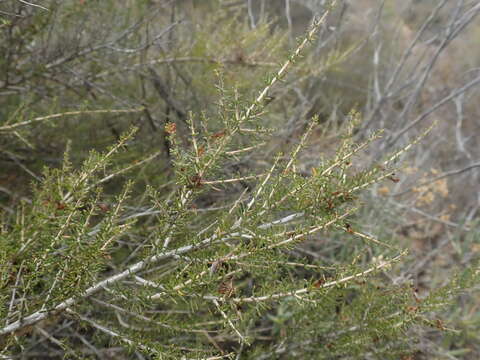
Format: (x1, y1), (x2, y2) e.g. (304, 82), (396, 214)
(1, 1), (479, 359)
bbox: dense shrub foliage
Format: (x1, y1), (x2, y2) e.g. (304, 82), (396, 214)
(1, 1), (479, 359)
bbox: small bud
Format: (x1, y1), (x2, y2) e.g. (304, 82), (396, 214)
(189, 175), (203, 188)
(218, 277), (235, 298)
(56, 202), (66, 210)
(97, 203), (109, 212)
(345, 223), (354, 233)
(165, 122), (176, 135)
(211, 130), (226, 140)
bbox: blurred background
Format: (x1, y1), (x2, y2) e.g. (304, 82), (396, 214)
(1, 0), (479, 358)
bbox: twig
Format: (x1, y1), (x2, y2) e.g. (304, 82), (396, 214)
(387, 74), (480, 147)
(0, 235), (222, 336)
(0, 108), (144, 132)
(392, 161), (480, 198)
(65, 309), (158, 355)
(207, 251), (406, 304)
(212, 299), (247, 345)
(18, 0), (49, 11)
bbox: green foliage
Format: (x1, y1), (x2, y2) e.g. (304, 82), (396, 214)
(1, 1), (479, 359)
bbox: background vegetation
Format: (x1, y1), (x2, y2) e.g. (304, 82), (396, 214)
(1, 0), (479, 359)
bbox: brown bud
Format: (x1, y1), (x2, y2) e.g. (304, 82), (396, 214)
(211, 130), (226, 140)
(218, 277), (235, 298)
(97, 203), (109, 212)
(56, 202), (66, 210)
(165, 122), (176, 135)
(189, 175), (203, 188)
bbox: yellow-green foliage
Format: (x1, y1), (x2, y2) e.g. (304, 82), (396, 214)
(1, 1), (479, 359)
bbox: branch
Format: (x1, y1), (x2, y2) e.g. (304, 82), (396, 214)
(0, 108), (144, 132)
(0, 235), (219, 337)
(207, 251), (406, 304)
